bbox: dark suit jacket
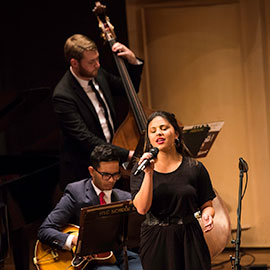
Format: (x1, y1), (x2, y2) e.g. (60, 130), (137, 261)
(37, 178), (131, 249)
(53, 64), (143, 190)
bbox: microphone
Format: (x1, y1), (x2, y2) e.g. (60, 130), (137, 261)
(134, 147), (159, 176)
(239, 157), (248, 172)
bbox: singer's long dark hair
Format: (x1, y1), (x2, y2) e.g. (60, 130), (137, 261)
(144, 111), (192, 157)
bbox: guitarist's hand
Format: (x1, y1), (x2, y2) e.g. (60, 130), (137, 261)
(71, 235), (78, 248)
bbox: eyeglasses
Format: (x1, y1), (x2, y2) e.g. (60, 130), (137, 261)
(94, 167), (121, 181)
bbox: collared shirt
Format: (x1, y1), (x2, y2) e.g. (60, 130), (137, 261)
(91, 180), (112, 204)
(70, 67), (114, 142)
(64, 180), (113, 250)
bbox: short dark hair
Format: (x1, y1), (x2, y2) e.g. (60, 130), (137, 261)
(90, 144), (120, 168)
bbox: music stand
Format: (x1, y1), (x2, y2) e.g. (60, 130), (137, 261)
(182, 121), (224, 158)
(73, 200), (144, 270)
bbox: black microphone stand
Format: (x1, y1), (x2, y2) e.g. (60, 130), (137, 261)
(230, 158), (249, 270)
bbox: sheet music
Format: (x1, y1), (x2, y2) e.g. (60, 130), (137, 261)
(182, 121), (224, 158)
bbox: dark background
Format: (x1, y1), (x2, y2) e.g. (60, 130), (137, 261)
(0, 0), (128, 156)
(1, 0), (128, 92)
(0, 0), (129, 241)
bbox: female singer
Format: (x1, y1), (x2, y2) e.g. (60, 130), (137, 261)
(130, 111), (216, 270)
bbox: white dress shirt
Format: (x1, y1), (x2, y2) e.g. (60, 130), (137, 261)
(70, 67), (114, 142)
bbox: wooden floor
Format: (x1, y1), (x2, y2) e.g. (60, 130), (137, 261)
(211, 248), (270, 270)
(1, 219), (270, 270)
(2, 247), (270, 270)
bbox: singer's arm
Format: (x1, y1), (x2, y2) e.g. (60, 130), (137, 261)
(200, 200), (215, 232)
(132, 154), (155, 215)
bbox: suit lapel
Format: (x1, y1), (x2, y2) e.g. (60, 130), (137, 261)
(87, 180), (100, 205)
(68, 71), (101, 125)
(111, 190), (120, 202)
(67, 70), (117, 138)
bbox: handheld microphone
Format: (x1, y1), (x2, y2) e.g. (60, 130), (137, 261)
(134, 147), (159, 176)
(239, 157), (248, 172)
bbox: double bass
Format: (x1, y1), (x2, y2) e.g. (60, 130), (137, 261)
(93, 2), (152, 169)
(92, 2), (231, 259)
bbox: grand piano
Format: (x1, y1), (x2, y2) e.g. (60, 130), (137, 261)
(0, 87), (61, 269)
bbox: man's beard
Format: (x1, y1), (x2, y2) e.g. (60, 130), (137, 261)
(78, 65), (99, 79)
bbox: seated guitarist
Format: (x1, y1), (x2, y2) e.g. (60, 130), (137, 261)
(37, 144), (142, 270)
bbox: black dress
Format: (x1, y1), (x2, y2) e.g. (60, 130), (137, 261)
(130, 156), (216, 270)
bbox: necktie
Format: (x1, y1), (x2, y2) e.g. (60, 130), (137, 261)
(99, 191), (106, 205)
(88, 80), (114, 142)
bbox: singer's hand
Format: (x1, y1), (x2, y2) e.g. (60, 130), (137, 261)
(128, 150), (134, 161)
(138, 152), (155, 173)
(134, 148), (159, 176)
(201, 213), (214, 232)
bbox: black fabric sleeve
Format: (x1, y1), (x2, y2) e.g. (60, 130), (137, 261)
(52, 94), (109, 153)
(196, 161), (216, 207)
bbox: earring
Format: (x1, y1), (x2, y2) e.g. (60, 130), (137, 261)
(175, 137), (180, 147)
